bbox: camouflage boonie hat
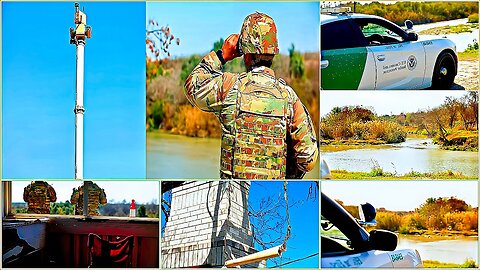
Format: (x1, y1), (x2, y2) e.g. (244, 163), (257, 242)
(239, 12), (279, 55)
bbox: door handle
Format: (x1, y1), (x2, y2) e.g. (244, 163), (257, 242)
(321, 60), (329, 69)
(377, 54), (386, 61)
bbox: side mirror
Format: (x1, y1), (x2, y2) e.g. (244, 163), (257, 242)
(405, 20), (414, 30)
(406, 32), (418, 41)
(358, 202), (376, 226)
(369, 229), (398, 251)
(320, 159), (332, 179)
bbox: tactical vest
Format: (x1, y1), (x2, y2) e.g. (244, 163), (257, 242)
(73, 183), (106, 216)
(227, 72), (289, 179)
(24, 182), (55, 214)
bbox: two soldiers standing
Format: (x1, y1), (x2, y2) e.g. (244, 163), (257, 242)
(23, 181), (106, 216)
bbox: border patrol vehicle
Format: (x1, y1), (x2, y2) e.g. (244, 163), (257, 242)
(321, 192), (424, 268)
(321, 7), (458, 90)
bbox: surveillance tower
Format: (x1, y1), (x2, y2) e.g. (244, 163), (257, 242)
(69, 3), (91, 180)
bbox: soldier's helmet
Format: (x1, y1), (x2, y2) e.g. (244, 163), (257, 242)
(239, 12), (279, 55)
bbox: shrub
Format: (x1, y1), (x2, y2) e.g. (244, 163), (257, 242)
(376, 212), (402, 231)
(151, 99), (164, 129)
(461, 258), (478, 268)
(468, 13), (479, 23)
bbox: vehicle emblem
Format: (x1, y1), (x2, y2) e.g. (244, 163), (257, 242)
(407, 55), (417, 71)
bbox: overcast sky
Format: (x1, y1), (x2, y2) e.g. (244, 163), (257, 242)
(322, 181), (478, 211)
(321, 91), (468, 117)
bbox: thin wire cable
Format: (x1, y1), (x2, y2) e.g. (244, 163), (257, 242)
(269, 252), (319, 268)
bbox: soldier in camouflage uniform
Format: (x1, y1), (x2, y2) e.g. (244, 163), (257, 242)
(185, 12), (318, 179)
(23, 181), (57, 214)
(70, 181), (107, 216)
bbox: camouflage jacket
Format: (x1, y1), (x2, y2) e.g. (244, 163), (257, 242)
(23, 181), (57, 214)
(70, 182), (107, 216)
(185, 51), (318, 179)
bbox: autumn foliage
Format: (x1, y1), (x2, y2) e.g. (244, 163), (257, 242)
(321, 106), (406, 143)
(338, 197), (478, 234)
(146, 35), (319, 138)
(341, 1), (479, 26)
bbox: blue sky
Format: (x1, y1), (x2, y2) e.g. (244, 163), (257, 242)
(322, 181), (478, 212)
(321, 91), (469, 117)
(12, 180), (159, 205)
(2, 2), (146, 179)
(147, 2), (319, 57)
(162, 181), (319, 268)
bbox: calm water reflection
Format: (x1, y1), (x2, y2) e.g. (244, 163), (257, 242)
(147, 132), (319, 179)
(397, 235), (478, 264)
(321, 138), (478, 176)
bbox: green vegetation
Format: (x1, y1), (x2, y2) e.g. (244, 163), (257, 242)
(418, 23), (478, 35)
(341, 2), (479, 26)
(321, 106), (406, 144)
(458, 39), (479, 61)
(331, 169), (475, 180)
(424, 259), (478, 268)
(322, 92), (478, 151)
(13, 201), (159, 218)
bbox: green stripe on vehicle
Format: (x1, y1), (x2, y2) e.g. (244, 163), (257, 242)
(321, 47), (368, 90)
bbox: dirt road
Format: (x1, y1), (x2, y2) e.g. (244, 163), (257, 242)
(450, 60), (479, 90)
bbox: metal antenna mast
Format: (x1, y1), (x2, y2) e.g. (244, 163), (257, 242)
(69, 2), (91, 180)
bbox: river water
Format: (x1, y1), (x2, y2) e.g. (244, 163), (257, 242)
(147, 132), (320, 179)
(397, 235), (478, 264)
(321, 138), (478, 177)
(415, 18), (479, 52)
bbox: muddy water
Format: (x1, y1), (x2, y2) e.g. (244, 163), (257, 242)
(147, 132), (320, 179)
(321, 138), (478, 176)
(397, 235), (478, 264)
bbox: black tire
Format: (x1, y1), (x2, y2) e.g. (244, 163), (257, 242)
(431, 51), (457, 89)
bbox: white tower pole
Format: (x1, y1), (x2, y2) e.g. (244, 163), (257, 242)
(74, 41), (85, 180)
(70, 2), (91, 180)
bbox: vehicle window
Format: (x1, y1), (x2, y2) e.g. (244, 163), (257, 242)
(321, 214), (352, 253)
(321, 20), (368, 50)
(353, 19), (405, 46)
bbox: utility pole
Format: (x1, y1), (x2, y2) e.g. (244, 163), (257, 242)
(69, 3), (91, 180)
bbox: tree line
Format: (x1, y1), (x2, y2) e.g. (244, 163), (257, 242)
(342, 1), (478, 25)
(338, 196), (478, 234)
(321, 92), (478, 151)
(146, 23), (319, 138)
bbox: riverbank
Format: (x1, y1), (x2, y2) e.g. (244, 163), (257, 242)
(321, 139), (391, 152)
(330, 169), (476, 180)
(322, 130), (478, 152)
(398, 230), (478, 238)
(418, 22), (478, 35)
(424, 259), (478, 268)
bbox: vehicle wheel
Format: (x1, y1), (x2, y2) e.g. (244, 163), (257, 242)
(431, 51), (456, 89)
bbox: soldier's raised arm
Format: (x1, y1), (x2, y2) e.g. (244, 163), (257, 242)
(184, 34), (241, 112)
(288, 91), (319, 176)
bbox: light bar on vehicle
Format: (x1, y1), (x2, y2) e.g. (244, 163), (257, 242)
(321, 7), (351, 14)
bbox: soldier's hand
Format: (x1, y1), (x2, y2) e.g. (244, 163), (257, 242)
(222, 34), (241, 62)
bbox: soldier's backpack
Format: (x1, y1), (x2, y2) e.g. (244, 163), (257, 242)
(232, 72), (289, 179)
